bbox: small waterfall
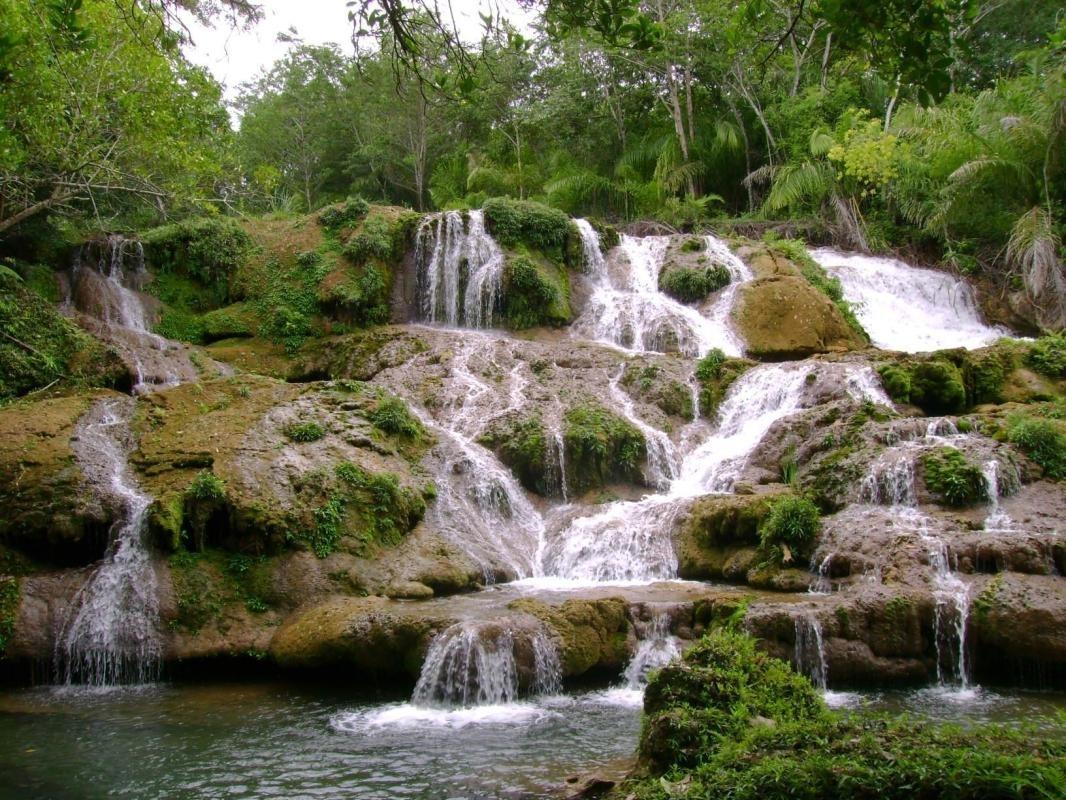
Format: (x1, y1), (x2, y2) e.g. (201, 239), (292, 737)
(920, 524), (972, 688)
(543, 411), (569, 502)
(671, 363), (815, 495)
(411, 621), (560, 707)
(415, 210), (505, 328)
(860, 456), (918, 506)
(982, 459), (1017, 531)
(623, 613), (681, 689)
(56, 398), (161, 685)
(574, 219), (606, 276)
(571, 233), (751, 357)
(809, 248), (1010, 352)
(793, 614), (828, 690)
(808, 554), (834, 595)
(608, 366), (678, 489)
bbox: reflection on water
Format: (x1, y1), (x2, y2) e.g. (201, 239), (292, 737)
(1, 681), (1063, 799)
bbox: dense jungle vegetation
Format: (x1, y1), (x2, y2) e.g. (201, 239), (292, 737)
(1, 0), (1063, 323)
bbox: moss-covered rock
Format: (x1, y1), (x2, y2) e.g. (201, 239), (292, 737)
(0, 268), (129, 400)
(659, 264), (731, 303)
(482, 197), (573, 261)
(507, 597), (629, 677)
(502, 252), (571, 329)
(563, 404), (646, 493)
(142, 217), (253, 308)
(921, 447), (988, 506)
(675, 491), (790, 581)
(694, 349), (755, 420)
(621, 363), (694, 421)
(478, 414), (550, 495)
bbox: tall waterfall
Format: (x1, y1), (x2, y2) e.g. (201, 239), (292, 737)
(809, 248), (1009, 352)
(55, 398), (162, 685)
(415, 210), (505, 328)
(571, 231), (751, 357)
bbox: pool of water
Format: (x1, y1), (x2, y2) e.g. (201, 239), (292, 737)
(2, 681), (1063, 799)
(0, 682), (642, 800)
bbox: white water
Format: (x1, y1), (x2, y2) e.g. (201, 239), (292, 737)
(794, 613), (828, 690)
(608, 366), (679, 490)
(588, 613), (683, 707)
(572, 231), (751, 357)
(56, 398), (162, 685)
(809, 248), (1009, 352)
(416, 210), (505, 328)
(982, 459), (1018, 531)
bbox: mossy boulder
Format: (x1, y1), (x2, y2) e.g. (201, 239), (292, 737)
(477, 414), (550, 495)
(502, 252), (571, 329)
(736, 275), (867, 360)
(142, 217), (253, 308)
(507, 597), (629, 677)
(694, 349), (755, 419)
(0, 268), (129, 400)
(563, 404), (646, 493)
(621, 363), (694, 421)
(482, 197), (573, 261)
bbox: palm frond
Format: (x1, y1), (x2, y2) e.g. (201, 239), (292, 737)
(763, 161), (833, 213)
(1007, 206), (1066, 328)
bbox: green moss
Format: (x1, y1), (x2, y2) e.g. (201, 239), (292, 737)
(973, 574), (1003, 623)
(0, 576), (19, 657)
(695, 349), (753, 419)
(758, 495), (820, 564)
(503, 253), (570, 329)
(910, 360), (967, 414)
(482, 197), (572, 258)
(922, 447), (988, 506)
(563, 404), (646, 492)
(478, 416), (549, 495)
(10, 261), (60, 302)
(1026, 334), (1066, 378)
(200, 303), (256, 341)
(285, 420), (325, 442)
(1007, 415), (1066, 479)
(188, 470), (226, 501)
(0, 269), (127, 401)
(680, 237), (705, 253)
(167, 549), (225, 633)
(877, 364), (912, 403)
(659, 264), (731, 303)
(965, 348), (1013, 405)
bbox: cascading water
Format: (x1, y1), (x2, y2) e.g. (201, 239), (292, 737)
(572, 231), (751, 357)
(809, 248), (1009, 352)
(412, 622), (522, 707)
(55, 398), (162, 685)
(608, 366), (679, 490)
(543, 404), (570, 502)
(982, 459), (1018, 531)
(622, 614), (681, 689)
(415, 210), (505, 328)
(793, 614), (828, 690)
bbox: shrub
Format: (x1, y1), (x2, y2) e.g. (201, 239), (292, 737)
(318, 197), (370, 230)
(482, 198), (572, 257)
(187, 471), (226, 501)
(696, 348), (727, 381)
(284, 421), (325, 442)
(1027, 333), (1066, 378)
(1008, 416), (1066, 479)
(758, 495), (820, 562)
(695, 350), (753, 419)
(564, 404), (646, 492)
(909, 359), (966, 414)
(343, 213), (397, 263)
(368, 395), (422, 438)
(142, 217), (252, 306)
(503, 255), (569, 329)
(659, 265), (731, 303)
(679, 237), (705, 253)
(921, 447), (988, 506)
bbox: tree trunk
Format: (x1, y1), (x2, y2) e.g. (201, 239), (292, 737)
(0, 187), (75, 236)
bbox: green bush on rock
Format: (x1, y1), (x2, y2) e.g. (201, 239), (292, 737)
(659, 265), (730, 303)
(922, 447), (988, 506)
(1008, 416), (1066, 479)
(284, 421), (325, 442)
(758, 495), (820, 564)
(503, 254), (570, 329)
(318, 197), (370, 230)
(142, 217), (252, 306)
(695, 349), (753, 420)
(1027, 334), (1066, 378)
(482, 197), (572, 257)
(368, 395), (423, 439)
(564, 404), (646, 493)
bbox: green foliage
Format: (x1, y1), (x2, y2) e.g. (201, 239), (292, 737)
(1027, 334), (1066, 378)
(877, 364), (912, 403)
(695, 350), (753, 420)
(1008, 416), (1066, 479)
(696, 349), (727, 382)
(658, 265), (730, 303)
(903, 359), (967, 414)
(564, 404), (646, 492)
(187, 470), (226, 502)
(284, 421), (325, 442)
(478, 416), (549, 495)
(368, 395), (423, 438)
(333, 461), (426, 549)
(0, 269), (126, 401)
(142, 218), (252, 306)
(0, 576), (19, 657)
(483, 198), (572, 258)
(167, 550), (225, 634)
(319, 197), (370, 230)
(758, 495), (820, 563)
(309, 496), (345, 558)
(922, 447), (988, 506)
(503, 254), (570, 329)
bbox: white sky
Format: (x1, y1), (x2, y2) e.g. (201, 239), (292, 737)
(183, 0), (534, 102)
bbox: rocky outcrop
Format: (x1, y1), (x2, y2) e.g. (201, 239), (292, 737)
(735, 250), (866, 360)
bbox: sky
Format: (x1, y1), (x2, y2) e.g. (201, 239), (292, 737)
(184, 0), (534, 102)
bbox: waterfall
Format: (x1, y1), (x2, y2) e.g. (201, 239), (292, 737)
(411, 621), (561, 707)
(982, 459), (1017, 531)
(809, 554), (834, 595)
(415, 210), (505, 328)
(671, 363), (816, 496)
(574, 219), (606, 277)
(608, 366), (679, 490)
(860, 456), (918, 506)
(55, 398), (162, 685)
(571, 233), (751, 357)
(623, 614), (681, 689)
(793, 614), (828, 690)
(809, 248), (1009, 352)
(919, 523), (972, 688)
(543, 410), (569, 502)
